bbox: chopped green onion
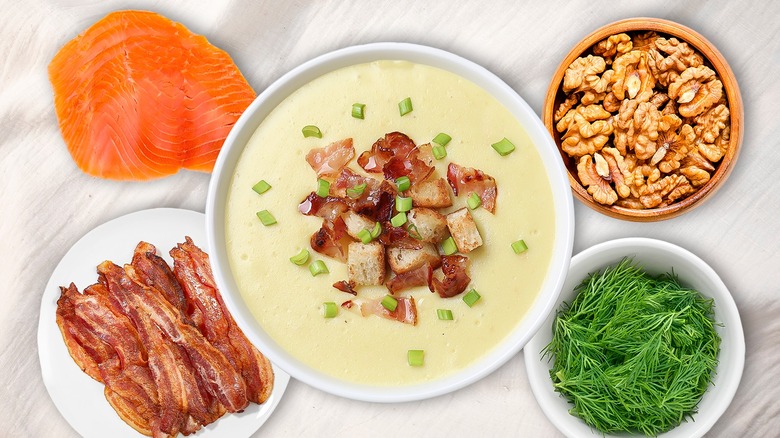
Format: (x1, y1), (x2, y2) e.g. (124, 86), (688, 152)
(316, 178), (330, 197)
(432, 144), (447, 160)
(302, 125), (322, 138)
(309, 260), (329, 276)
(395, 176), (411, 192)
(370, 221), (382, 238)
(357, 228), (373, 244)
(252, 180), (271, 195)
(441, 236), (458, 255)
(381, 295), (398, 312)
(432, 132), (451, 147)
(491, 137), (516, 156)
(256, 210), (277, 226)
(406, 223), (422, 240)
(351, 103), (365, 119)
(407, 349), (424, 367)
(467, 192), (482, 210)
(391, 212), (407, 227)
(437, 309), (454, 321)
(512, 239), (528, 254)
(396, 196), (413, 212)
(398, 97), (413, 116)
(346, 182), (367, 198)
(289, 249), (310, 265)
(322, 302), (338, 318)
(463, 289), (481, 307)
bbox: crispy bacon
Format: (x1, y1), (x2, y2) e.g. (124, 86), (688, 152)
(358, 132), (434, 183)
(333, 280), (358, 295)
(131, 242), (190, 321)
(310, 216), (350, 262)
(447, 162), (498, 213)
(56, 283), (165, 436)
(386, 263), (433, 295)
(342, 296), (418, 325)
(100, 261), (249, 415)
(171, 237), (275, 405)
(352, 179), (396, 222)
(298, 192), (350, 222)
(431, 255), (471, 298)
(378, 222), (424, 249)
(305, 138), (355, 177)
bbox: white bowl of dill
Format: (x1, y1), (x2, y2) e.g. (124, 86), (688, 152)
(524, 237), (744, 438)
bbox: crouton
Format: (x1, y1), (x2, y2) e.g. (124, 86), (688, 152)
(342, 210), (376, 240)
(386, 243), (440, 274)
(409, 177), (452, 208)
(407, 208), (448, 243)
(348, 241), (385, 285)
(446, 208), (483, 253)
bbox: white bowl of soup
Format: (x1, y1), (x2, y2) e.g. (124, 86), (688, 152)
(206, 43), (574, 402)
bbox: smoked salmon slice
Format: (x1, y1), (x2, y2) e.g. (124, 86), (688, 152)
(48, 10), (256, 180)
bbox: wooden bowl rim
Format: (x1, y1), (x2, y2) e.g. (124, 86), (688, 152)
(543, 17), (744, 222)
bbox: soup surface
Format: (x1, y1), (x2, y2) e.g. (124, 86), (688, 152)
(225, 60), (556, 386)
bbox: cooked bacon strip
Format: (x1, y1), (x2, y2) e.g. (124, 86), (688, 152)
(386, 263), (433, 295)
(56, 283), (162, 436)
(306, 138), (355, 177)
(333, 280), (358, 295)
(131, 242), (190, 321)
(358, 132), (433, 183)
(431, 255), (471, 298)
(171, 237), (275, 405)
(99, 262), (248, 416)
(378, 222), (424, 249)
(447, 162), (498, 213)
(341, 296), (418, 325)
(351, 179), (396, 222)
(310, 216), (350, 262)
(298, 192), (350, 222)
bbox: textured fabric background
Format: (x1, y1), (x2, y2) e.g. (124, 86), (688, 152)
(2, 0), (778, 436)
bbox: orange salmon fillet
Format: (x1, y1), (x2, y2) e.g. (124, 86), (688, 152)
(48, 10), (256, 180)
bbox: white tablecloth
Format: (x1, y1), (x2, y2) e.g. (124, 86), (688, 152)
(2, 0), (779, 436)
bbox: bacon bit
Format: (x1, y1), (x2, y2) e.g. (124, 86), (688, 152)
(386, 263), (433, 295)
(359, 132), (434, 183)
(306, 138), (355, 177)
(333, 280), (358, 295)
(310, 217), (350, 262)
(333, 168), (374, 193)
(351, 180), (397, 222)
(343, 296), (418, 325)
(378, 222), (424, 249)
(431, 255), (471, 298)
(447, 162), (498, 213)
(298, 192), (350, 221)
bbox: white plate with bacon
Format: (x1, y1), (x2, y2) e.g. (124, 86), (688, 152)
(37, 208), (289, 438)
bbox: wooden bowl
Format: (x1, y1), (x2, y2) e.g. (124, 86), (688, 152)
(543, 18), (743, 221)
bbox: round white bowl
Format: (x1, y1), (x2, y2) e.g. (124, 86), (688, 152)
(207, 42), (574, 402)
(524, 237), (744, 437)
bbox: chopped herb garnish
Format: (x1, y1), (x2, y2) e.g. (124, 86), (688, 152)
(432, 132), (451, 147)
(391, 212), (408, 228)
(346, 183), (367, 198)
(381, 295), (398, 312)
(462, 289), (481, 307)
(369, 221), (382, 239)
(395, 176), (411, 192)
(357, 228), (372, 244)
(467, 192), (481, 210)
(252, 180), (271, 195)
(398, 97), (413, 116)
(315, 178), (330, 197)
(289, 249), (310, 265)
(351, 103), (365, 119)
(441, 237), (458, 255)
(322, 302), (338, 318)
(256, 210), (276, 226)
(396, 196), (413, 212)
(308, 260), (329, 276)
(491, 137), (515, 156)
(437, 309), (454, 320)
(302, 125), (322, 138)
(407, 349), (424, 366)
(432, 144), (447, 160)
(511, 239), (528, 254)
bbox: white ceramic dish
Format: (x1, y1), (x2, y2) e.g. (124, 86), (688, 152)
(206, 42), (575, 402)
(38, 208), (290, 438)
(524, 237), (745, 438)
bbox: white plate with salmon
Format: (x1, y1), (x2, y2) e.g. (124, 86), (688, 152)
(37, 208), (289, 438)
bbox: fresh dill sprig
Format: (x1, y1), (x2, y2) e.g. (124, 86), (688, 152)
(541, 258), (721, 436)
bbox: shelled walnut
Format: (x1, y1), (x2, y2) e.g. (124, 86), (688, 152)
(556, 31), (730, 209)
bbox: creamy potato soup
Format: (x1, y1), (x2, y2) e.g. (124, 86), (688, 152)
(225, 61), (555, 386)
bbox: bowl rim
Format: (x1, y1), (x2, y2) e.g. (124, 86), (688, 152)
(543, 17), (744, 221)
(523, 237), (745, 437)
(206, 42), (575, 402)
